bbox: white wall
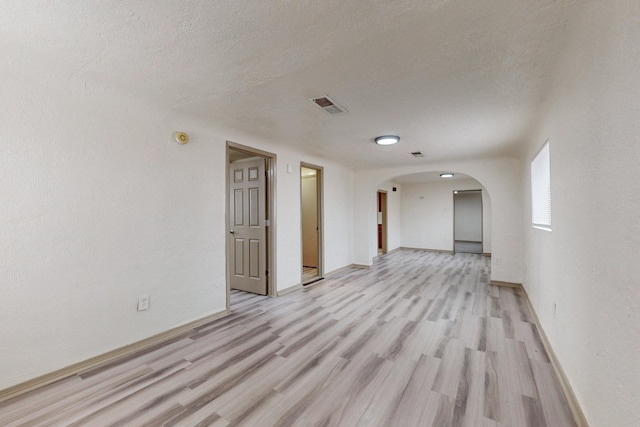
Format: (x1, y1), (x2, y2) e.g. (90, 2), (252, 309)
(522, 2), (640, 426)
(0, 45), (354, 390)
(0, 46), (227, 390)
(319, 163), (354, 276)
(400, 179), (491, 253)
(354, 159), (515, 280)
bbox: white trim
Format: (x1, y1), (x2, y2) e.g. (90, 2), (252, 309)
(277, 283), (302, 296)
(0, 309), (229, 403)
(531, 140), (552, 228)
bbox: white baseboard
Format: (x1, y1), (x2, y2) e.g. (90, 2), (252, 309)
(351, 264), (373, 269)
(400, 246), (454, 254)
(324, 264), (355, 276)
(0, 309), (229, 403)
(489, 280), (522, 288)
(491, 281), (590, 427)
(278, 283), (302, 296)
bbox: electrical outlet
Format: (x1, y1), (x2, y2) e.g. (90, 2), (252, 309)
(138, 295), (150, 311)
(494, 257), (502, 265)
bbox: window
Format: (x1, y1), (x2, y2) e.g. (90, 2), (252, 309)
(531, 140), (551, 230)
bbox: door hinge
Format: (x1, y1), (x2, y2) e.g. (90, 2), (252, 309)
(265, 170), (269, 178)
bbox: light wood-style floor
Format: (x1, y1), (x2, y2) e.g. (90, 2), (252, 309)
(454, 241), (483, 255)
(0, 249), (576, 426)
(302, 267), (319, 284)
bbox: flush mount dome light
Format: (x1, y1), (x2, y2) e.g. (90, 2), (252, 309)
(440, 173), (454, 178)
(375, 135), (400, 146)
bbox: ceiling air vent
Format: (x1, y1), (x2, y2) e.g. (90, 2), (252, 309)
(309, 95), (347, 115)
(411, 151), (424, 158)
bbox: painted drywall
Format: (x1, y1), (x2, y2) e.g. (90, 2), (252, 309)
(400, 179), (491, 253)
(522, 2), (640, 426)
(269, 147), (356, 289)
(0, 45), (354, 390)
(320, 163), (355, 275)
(0, 46), (228, 390)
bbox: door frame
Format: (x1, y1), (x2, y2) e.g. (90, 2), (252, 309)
(452, 189), (483, 254)
(300, 162), (324, 284)
(377, 190), (388, 255)
(226, 141), (277, 310)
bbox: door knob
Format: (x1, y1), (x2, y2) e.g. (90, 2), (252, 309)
(230, 230), (235, 234)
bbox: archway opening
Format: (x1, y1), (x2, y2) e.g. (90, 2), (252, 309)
(375, 171), (492, 257)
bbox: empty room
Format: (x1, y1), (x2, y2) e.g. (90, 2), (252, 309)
(1, 1), (638, 426)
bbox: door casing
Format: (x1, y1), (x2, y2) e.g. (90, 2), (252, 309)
(377, 190), (388, 254)
(226, 142), (277, 310)
(300, 162), (324, 284)
(452, 189), (483, 254)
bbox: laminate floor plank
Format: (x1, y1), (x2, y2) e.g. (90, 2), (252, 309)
(353, 355), (417, 427)
(270, 357), (350, 426)
(530, 360), (577, 427)
(486, 316), (506, 354)
(0, 376), (83, 424)
(290, 352), (388, 426)
(484, 350), (501, 422)
(515, 321), (551, 364)
(6, 366), (154, 427)
(377, 354), (441, 426)
(454, 348), (486, 427)
(494, 348), (528, 427)
(506, 339), (538, 398)
(0, 249), (577, 426)
(62, 371), (191, 427)
(433, 338), (468, 398)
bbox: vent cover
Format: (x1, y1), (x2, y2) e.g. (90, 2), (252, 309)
(411, 151), (424, 157)
(309, 96), (347, 115)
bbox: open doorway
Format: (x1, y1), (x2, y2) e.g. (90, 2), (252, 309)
(453, 189), (483, 254)
(226, 142), (276, 310)
(377, 191), (388, 255)
(301, 164), (323, 285)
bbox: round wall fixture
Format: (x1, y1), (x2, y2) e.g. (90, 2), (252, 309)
(174, 132), (189, 145)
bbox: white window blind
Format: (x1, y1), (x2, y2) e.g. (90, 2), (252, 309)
(531, 141), (551, 229)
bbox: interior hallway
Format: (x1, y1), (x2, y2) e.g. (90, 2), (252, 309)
(0, 250), (575, 426)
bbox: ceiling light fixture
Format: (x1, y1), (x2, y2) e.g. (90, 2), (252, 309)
(440, 173), (454, 178)
(375, 135), (400, 146)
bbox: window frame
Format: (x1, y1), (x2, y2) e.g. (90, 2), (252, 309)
(531, 140), (551, 231)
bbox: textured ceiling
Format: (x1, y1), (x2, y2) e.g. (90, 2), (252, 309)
(2, 0), (578, 169)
